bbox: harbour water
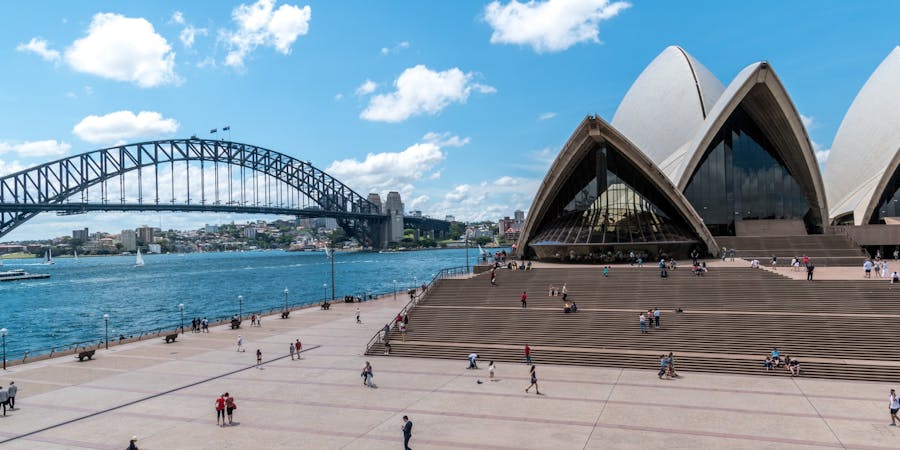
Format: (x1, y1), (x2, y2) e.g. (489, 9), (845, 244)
(0, 248), (492, 359)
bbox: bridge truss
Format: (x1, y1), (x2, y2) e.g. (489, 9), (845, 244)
(0, 139), (384, 244)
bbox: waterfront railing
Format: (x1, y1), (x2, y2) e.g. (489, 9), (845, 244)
(364, 265), (472, 354)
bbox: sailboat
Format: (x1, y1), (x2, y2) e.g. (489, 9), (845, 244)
(42, 248), (55, 265)
(74, 249), (80, 263)
(134, 248), (145, 267)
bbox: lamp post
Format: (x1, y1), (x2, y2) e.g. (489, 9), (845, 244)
(393, 280), (397, 301)
(323, 283), (327, 301)
(238, 295), (243, 320)
(179, 303), (185, 334)
(1, 328), (7, 370)
(466, 229), (470, 273)
(283, 288), (289, 314)
(103, 314), (109, 350)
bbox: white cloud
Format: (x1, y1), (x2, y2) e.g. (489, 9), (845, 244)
(65, 13), (179, 88)
(334, 93), (344, 101)
(72, 111), (180, 144)
(429, 170), (442, 180)
(407, 195), (430, 209)
(800, 114), (814, 129)
(380, 41), (410, 55)
(180, 25), (208, 48)
(0, 140), (71, 157)
(355, 79), (377, 96)
(811, 139), (829, 164)
(223, 0), (312, 68)
(538, 112), (557, 120)
(361, 65), (495, 123)
(16, 38), (61, 63)
(422, 131), (470, 148)
(196, 56), (217, 68)
(325, 140), (447, 195)
(0, 160), (27, 177)
(170, 11), (185, 25)
(484, 0), (630, 53)
(430, 177), (540, 222)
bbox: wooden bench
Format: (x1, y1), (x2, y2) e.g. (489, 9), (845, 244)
(163, 333), (178, 343)
(230, 319), (241, 329)
(76, 349), (95, 361)
(281, 311), (290, 319)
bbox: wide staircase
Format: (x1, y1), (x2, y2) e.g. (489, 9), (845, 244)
(715, 234), (868, 266)
(368, 266), (900, 381)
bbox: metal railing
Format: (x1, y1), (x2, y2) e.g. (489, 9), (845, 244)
(364, 266), (472, 354)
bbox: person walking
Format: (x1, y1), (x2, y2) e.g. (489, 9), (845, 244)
(653, 308), (661, 328)
(289, 342), (296, 360)
(7, 381), (17, 410)
(639, 313), (648, 334)
(356, 307), (361, 324)
(402, 415), (413, 450)
(295, 339), (302, 359)
(0, 385), (7, 416)
(524, 344), (532, 365)
(806, 263), (815, 281)
(215, 393), (226, 426)
(489, 360), (495, 380)
(561, 284), (568, 301)
(521, 291), (527, 308)
(237, 335), (244, 352)
(363, 361), (374, 387)
(771, 255), (777, 270)
(864, 259), (873, 278)
(891, 389), (900, 426)
(225, 393), (237, 425)
(127, 436), (139, 450)
(256, 349), (262, 368)
(525, 365), (541, 394)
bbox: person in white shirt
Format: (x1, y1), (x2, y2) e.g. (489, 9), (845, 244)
(892, 272), (900, 284)
(890, 389), (900, 426)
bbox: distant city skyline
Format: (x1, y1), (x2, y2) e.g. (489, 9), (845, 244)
(1, 1), (898, 240)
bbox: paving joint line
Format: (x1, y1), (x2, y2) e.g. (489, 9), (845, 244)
(582, 367), (623, 449)
(0, 344), (322, 446)
(792, 376), (848, 449)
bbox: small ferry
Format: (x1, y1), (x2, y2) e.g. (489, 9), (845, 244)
(0, 269), (51, 282)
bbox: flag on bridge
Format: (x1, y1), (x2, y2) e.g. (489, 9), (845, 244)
(223, 126), (230, 131)
(210, 128), (217, 134)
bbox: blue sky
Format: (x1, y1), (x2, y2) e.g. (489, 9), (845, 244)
(1, 0), (898, 240)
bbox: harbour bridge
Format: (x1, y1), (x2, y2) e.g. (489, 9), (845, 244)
(0, 138), (450, 246)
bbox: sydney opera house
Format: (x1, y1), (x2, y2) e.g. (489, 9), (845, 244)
(518, 46), (900, 262)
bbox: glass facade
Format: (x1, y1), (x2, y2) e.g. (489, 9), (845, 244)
(529, 143), (699, 261)
(871, 166), (900, 223)
(683, 106), (814, 235)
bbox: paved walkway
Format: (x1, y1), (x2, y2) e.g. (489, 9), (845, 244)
(1, 297), (900, 449)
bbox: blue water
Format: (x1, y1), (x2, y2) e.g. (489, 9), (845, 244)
(0, 248), (494, 359)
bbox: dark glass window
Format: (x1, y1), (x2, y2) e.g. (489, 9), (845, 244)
(871, 167), (900, 223)
(683, 106), (813, 235)
(530, 143), (699, 246)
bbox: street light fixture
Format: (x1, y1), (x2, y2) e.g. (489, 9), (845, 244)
(1, 328), (7, 370)
(238, 295), (243, 320)
(179, 303), (185, 334)
(393, 280), (397, 301)
(103, 314), (109, 350)
(323, 283), (327, 301)
(283, 288), (289, 314)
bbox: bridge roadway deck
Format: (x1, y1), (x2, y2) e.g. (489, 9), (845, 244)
(0, 294), (898, 449)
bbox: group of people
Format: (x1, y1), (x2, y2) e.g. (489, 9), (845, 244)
(764, 348), (801, 376)
(0, 382), (18, 416)
(639, 308), (662, 334)
(190, 317), (210, 333)
(657, 352), (680, 379)
(214, 392), (238, 426)
(248, 314), (262, 327)
(288, 338), (302, 360)
(864, 257), (898, 281)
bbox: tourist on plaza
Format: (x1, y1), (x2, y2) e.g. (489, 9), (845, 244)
(127, 436), (139, 450)
(807, 263), (815, 281)
(722, 246), (727, 261)
(639, 313), (648, 334)
(895, 249), (899, 261)
(561, 284), (568, 299)
(468, 353), (479, 369)
(751, 259), (759, 269)
(7, 381), (17, 410)
(289, 342), (296, 360)
(691, 249), (699, 265)
(658, 354), (669, 379)
(225, 393), (237, 425)
(788, 357), (801, 376)
(603, 266), (610, 277)
(215, 393), (226, 426)
(629, 250), (636, 266)
(864, 259), (873, 278)
(667, 352), (679, 377)
(771, 348), (781, 365)
(803, 255), (810, 266)
(647, 309), (654, 329)
(237, 335), (244, 352)
(402, 415), (413, 450)
(383, 341), (392, 355)
(356, 307), (361, 324)
(362, 361), (375, 387)
(890, 389), (900, 426)
(771, 255), (777, 270)
(730, 248), (736, 261)
(549, 284), (555, 296)
(791, 257), (799, 271)
(489, 360), (495, 379)
(653, 307), (661, 327)
(883, 261), (890, 278)
(256, 349), (262, 368)
(524, 344), (532, 365)
(202, 317), (209, 332)
(521, 291), (527, 308)
(0, 384), (7, 416)
(295, 339), (302, 359)
(892, 271), (900, 284)
(399, 321), (407, 341)
(764, 356), (774, 371)
(382, 323), (391, 342)
(875, 259), (883, 278)
(525, 365), (541, 394)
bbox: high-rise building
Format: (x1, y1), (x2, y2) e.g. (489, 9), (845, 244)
(385, 191), (404, 244)
(72, 228), (89, 241)
(120, 230), (137, 252)
(444, 215), (456, 222)
(514, 210), (525, 222)
(136, 225), (154, 244)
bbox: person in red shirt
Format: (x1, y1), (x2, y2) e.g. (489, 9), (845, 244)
(215, 393), (226, 426)
(524, 344), (532, 365)
(521, 291), (527, 308)
(294, 339), (302, 360)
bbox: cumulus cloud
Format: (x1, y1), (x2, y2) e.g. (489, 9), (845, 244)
(484, 0), (630, 53)
(422, 131), (470, 148)
(16, 38), (61, 63)
(0, 140), (71, 157)
(800, 114), (814, 129)
(431, 176), (540, 222)
(361, 65), (495, 123)
(355, 79), (377, 96)
(811, 139), (829, 164)
(334, 93), (344, 101)
(0, 159), (27, 176)
(380, 41), (410, 55)
(72, 111), (180, 144)
(170, 11), (185, 25)
(325, 138), (449, 195)
(180, 25), (208, 48)
(223, 0), (312, 68)
(538, 112), (557, 120)
(65, 13), (179, 87)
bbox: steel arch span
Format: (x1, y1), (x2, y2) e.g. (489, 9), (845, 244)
(0, 138), (384, 244)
